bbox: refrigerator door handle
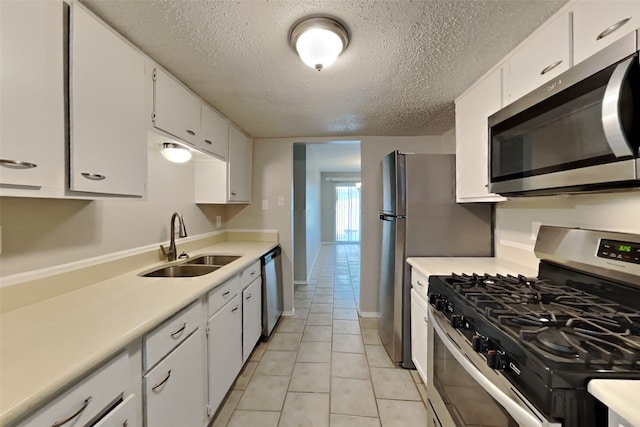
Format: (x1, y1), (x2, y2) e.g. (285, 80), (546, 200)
(379, 213), (405, 220)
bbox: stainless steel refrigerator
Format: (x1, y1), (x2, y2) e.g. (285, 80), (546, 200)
(378, 151), (494, 368)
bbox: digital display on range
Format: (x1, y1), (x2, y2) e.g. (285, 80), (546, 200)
(597, 239), (640, 265)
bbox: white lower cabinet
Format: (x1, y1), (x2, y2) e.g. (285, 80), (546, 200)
(411, 288), (429, 384)
(207, 294), (242, 416)
(242, 277), (263, 363)
(144, 330), (205, 427)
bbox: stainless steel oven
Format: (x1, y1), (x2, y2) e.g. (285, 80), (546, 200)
(488, 29), (639, 196)
(426, 306), (560, 427)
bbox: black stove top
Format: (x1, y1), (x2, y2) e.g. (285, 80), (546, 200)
(443, 272), (640, 370)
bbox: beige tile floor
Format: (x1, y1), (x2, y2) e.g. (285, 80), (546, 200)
(211, 244), (429, 427)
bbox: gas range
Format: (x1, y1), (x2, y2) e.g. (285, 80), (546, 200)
(427, 226), (640, 427)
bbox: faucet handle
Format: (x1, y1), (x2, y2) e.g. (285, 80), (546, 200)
(159, 245), (169, 257)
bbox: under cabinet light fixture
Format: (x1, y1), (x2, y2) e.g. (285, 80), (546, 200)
(289, 16), (349, 71)
(161, 143), (192, 163)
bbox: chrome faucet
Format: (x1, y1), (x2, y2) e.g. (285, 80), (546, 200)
(160, 212), (188, 261)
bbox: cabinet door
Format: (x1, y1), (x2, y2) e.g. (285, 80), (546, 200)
(200, 104), (229, 160)
(70, 4), (146, 196)
(455, 68), (506, 202)
(573, 1), (640, 65)
(410, 289), (428, 384)
(503, 11), (571, 105)
(207, 295), (242, 415)
(93, 394), (138, 427)
(0, 1), (65, 193)
(242, 277), (263, 362)
(227, 125), (252, 203)
(153, 68), (201, 146)
(144, 330), (205, 427)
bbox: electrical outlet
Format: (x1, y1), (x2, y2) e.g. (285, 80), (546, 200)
(262, 199), (269, 210)
(278, 196), (285, 207)
(216, 216), (222, 228)
(531, 221), (542, 240)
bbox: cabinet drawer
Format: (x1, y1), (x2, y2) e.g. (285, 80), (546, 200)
(241, 260), (261, 289)
(144, 300), (202, 370)
(18, 352), (129, 427)
(93, 394), (137, 427)
(411, 269), (429, 300)
(207, 275), (240, 315)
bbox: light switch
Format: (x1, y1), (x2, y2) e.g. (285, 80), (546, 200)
(262, 199), (269, 210)
(278, 196), (285, 207)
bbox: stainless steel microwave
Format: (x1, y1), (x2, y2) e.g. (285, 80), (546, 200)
(488, 29), (639, 196)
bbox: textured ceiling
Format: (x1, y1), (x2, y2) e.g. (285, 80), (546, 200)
(81, 0), (567, 138)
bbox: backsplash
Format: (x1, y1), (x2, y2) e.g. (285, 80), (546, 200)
(495, 190), (640, 267)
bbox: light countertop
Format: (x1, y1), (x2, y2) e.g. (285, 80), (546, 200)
(0, 240), (277, 426)
(406, 256), (538, 278)
(588, 380), (640, 426)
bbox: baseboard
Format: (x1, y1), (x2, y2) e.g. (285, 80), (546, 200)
(282, 310), (295, 317)
(357, 310), (379, 318)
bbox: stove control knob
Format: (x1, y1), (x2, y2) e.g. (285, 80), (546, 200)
(451, 315), (463, 329)
(435, 298), (447, 311)
(429, 294), (439, 305)
(486, 350), (506, 370)
(472, 335), (486, 353)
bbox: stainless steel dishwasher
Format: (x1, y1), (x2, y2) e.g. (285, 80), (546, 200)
(261, 246), (282, 337)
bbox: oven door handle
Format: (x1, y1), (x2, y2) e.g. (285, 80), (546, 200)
(601, 55), (637, 158)
(430, 310), (545, 427)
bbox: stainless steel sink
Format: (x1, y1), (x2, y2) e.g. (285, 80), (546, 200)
(142, 264), (220, 278)
(184, 255), (240, 266)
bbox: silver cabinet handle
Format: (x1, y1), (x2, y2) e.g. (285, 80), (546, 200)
(170, 322), (186, 338)
(222, 291), (231, 298)
(250, 271), (256, 276)
(186, 130), (196, 136)
(230, 192), (237, 196)
(246, 293), (252, 300)
(123, 421), (129, 427)
(416, 280), (424, 287)
(0, 159), (37, 169)
(540, 60), (562, 75)
(51, 396), (92, 427)
(231, 305), (239, 313)
(204, 139), (213, 145)
(602, 57), (636, 158)
(81, 173), (106, 181)
(423, 316), (428, 324)
(152, 370), (171, 391)
(597, 17), (631, 40)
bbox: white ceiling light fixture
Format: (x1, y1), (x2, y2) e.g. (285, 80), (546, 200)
(289, 17), (349, 71)
(161, 142), (192, 163)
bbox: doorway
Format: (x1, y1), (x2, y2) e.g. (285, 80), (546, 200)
(334, 182), (361, 243)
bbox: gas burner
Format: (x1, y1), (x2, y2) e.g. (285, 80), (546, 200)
(532, 328), (581, 358)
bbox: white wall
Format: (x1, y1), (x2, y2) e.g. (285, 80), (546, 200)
(227, 135), (454, 315)
(495, 191), (640, 268)
(0, 142), (225, 277)
(305, 146), (322, 280)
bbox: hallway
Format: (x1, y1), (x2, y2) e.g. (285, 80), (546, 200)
(212, 244), (429, 426)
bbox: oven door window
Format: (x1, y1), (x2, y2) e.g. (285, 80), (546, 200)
(433, 332), (519, 427)
(490, 55), (639, 183)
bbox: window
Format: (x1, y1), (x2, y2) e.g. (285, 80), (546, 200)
(335, 183), (361, 242)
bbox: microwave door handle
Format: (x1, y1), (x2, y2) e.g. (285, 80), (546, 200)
(601, 56), (635, 158)
(430, 310), (545, 427)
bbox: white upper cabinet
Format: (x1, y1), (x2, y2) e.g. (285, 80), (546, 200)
(0, 0), (66, 196)
(573, 1), (640, 65)
(228, 125), (252, 203)
(152, 68), (201, 146)
(455, 68), (506, 203)
(503, 11), (571, 105)
(70, 4), (146, 196)
(200, 104), (229, 160)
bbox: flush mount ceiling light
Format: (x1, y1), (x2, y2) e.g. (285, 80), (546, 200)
(289, 17), (349, 71)
(161, 142), (192, 163)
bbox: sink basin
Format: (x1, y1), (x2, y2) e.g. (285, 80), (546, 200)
(142, 264), (220, 278)
(184, 255), (241, 266)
